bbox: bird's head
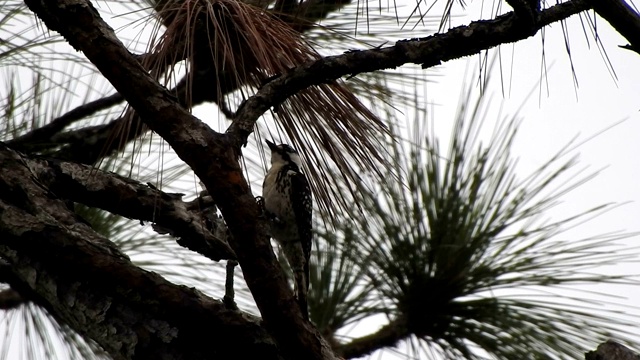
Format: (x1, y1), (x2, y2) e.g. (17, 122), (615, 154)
(266, 140), (302, 169)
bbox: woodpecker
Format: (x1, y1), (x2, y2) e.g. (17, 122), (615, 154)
(262, 140), (312, 320)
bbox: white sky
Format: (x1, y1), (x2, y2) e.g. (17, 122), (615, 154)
(447, 3), (640, 265)
(436, 5), (640, 241)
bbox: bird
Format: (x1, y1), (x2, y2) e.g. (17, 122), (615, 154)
(262, 140), (313, 320)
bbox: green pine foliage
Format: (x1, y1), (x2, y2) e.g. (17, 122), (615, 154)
(310, 75), (639, 359)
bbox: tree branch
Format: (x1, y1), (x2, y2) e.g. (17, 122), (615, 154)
(1, 146), (235, 261)
(0, 260), (39, 310)
(23, 1), (329, 359)
(7, 92), (124, 153)
(586, 0), (640, 54)
(47, 72), (203, 165)
(226, 0), (592, 145)
(337, 318), (409, 359)
(0, 144), (276, 359)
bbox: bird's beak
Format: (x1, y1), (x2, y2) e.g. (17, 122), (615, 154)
(266, 140), (277, 151)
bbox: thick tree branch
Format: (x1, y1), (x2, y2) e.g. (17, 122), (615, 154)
(23, 1), (329, 359)
(0, 147), (235, 261)
(0, 144), (276, 359)
(226, 0), (592, 144)
(586, 0), (640, 54)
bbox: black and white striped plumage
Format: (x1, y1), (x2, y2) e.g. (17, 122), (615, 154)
(262, 140), (312, 320)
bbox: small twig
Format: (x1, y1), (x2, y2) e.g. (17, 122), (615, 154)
(337, 317), (409, 358)
(223, 260), (239, 310)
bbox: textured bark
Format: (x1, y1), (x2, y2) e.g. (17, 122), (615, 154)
(0, 145), (235, 261)
(0, 144), (276, 360)
(22, 1), (330, 359)
(586, 340), (640, 360)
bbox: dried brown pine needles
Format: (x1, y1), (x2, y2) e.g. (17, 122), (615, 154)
(141, 0), (393, 220)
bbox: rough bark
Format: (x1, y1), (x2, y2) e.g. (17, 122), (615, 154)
(0, 144), (277, 360)
(22, 1), (330, 359)
(586, 340), (640, 360)
(0, 144), (235, 261)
